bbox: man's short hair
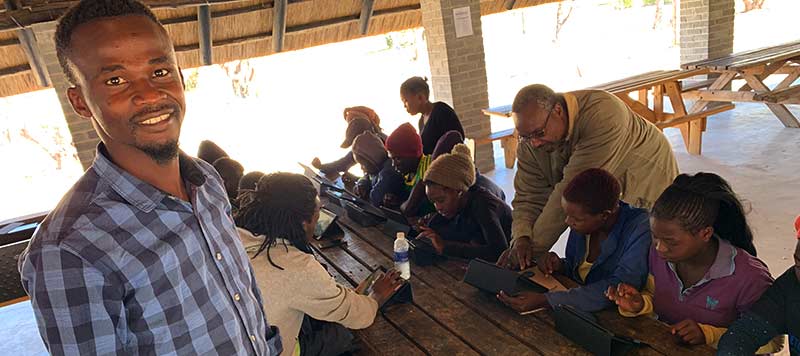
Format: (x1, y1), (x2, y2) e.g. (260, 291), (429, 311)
(512, 84), (557, 113)
(55, 0), (162, 85)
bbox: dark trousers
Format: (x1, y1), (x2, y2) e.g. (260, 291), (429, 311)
(298, 315), (355, 356)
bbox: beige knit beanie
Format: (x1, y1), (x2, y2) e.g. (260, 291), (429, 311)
(424, 144), (476, 191)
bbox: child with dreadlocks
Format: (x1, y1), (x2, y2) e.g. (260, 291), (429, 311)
(235, 173), (403, 356)
(606, 173), (780, 352)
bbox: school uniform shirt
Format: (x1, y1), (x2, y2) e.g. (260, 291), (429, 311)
(426, 186), (512, 261)
(511, 90), (679, 258)
(18, 144), (281, 355)
(237, 231), (378, 356)
(621, 238), (774, 348)
(717, 267), (800, 355)
(545, 202), (651, 312)
(418, 102), (465, 155)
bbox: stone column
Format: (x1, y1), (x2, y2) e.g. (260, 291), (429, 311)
(420, 0), (494, 172)
(32, 22), (99, 170)
(679, 0), (735, 64)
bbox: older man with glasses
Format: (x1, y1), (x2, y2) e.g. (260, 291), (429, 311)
(498, 84), (678, 270)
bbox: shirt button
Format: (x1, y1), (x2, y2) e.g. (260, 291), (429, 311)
(234, 293), (241, 301)
(216, 252), (223, 260)
(250, 335), (256, 342)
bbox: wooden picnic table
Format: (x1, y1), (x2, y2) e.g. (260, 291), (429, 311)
(682, 39), (800, 129)
(314, 199), (716, 355)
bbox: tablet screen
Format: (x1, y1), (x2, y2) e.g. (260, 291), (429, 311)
(314, 209), (336, 237)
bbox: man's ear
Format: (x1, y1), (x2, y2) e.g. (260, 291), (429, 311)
(67, 87), (93, 119)
(178, 66), (186, 90)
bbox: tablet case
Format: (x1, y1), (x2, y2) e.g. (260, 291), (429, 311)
(314, 208), (343, 240)
(463, 259), (548, 295)
(343, 201), (385, 227)
(380, 207), (413, 238)
(552, 304), (641, 356)
(356, 267), (414, 310)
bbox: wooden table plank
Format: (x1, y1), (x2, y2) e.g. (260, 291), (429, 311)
(313, 252), (426, 356)
(314, 236), (482, 355)
(336, 215), (715, 356)
(339, 218), (589, 355)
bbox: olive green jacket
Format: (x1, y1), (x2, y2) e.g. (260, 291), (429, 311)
(511, 90), (679, 256)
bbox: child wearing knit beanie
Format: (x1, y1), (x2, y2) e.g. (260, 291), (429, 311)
(418, 144), (513, 262)
(351, 133), (408, 206)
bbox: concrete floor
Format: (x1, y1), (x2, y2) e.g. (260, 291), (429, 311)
(2, 102), (798, 355)
(484, 101), (800, 276)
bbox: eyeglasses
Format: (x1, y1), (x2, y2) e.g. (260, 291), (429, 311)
(518, 105), (554, 143)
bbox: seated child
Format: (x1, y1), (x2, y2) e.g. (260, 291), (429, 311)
(235, 173), (403, 356)
(419, 144), (512, 262)
(607, 173), (778, 351)
(496, 168), (650, 312)
(351, 132), (407, 207)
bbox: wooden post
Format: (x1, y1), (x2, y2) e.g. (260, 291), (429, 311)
(197, 5), (213, 66)
(358, 0), (374, 35)
(273, 0), (287, 53)
(4, 0), (50, 87)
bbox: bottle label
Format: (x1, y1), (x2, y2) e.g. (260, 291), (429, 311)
(394, 250), (409, 263)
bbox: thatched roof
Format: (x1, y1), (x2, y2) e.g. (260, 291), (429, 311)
(0, 0), (557, 98)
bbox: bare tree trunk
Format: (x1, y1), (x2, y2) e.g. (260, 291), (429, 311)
(553, 0), (574, 43)
(652, 0), (663, 30)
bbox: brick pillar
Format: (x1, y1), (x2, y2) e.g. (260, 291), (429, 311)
(420, 0), (494, 172)
(679, 0), (735, 64)
(32, 22), (99, 170)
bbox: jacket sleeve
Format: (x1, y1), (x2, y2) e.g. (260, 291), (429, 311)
(371, 169), (407, 206)
(440, 198), (510, 261)
(717, 312), (783, 355)
(319, 152), (356, 175)
(289, 255), (379, 330)
(525, 96), (631, 256)
(510, 142), (555, 246)
(545, 217), (651, 312)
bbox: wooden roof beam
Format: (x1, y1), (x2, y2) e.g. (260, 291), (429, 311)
(272, 0), (287, 52)
(197, 4), (212, 65)
(4, 0), (49, 87)
(358, 0), (374, 35)
(504, 0), (516, 10)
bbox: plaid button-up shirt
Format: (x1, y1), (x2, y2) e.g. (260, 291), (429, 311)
(19, 145), (282, 355)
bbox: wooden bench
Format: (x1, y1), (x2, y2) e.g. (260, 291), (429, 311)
(682, 39), (800, 128)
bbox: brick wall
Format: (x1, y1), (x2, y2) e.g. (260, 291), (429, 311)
(420, 0), (494, 172)
(32, 22), (99, 171)
(679, 0), (735, 65)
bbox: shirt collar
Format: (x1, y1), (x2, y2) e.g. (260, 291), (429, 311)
(91, 143), (207, 213)
(563, 92), (579, 141)
(667, 237), (738, 289)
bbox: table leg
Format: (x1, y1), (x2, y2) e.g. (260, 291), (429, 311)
(743, 74), (800, 128)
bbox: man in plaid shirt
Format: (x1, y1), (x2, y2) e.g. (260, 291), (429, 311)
(17, 1), (282, 354)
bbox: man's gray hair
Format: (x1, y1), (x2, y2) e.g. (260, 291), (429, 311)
(512, 84), (557, 113)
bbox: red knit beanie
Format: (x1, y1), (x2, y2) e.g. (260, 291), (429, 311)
(385, 123), (422, 158)
(794, 215), (800, 239)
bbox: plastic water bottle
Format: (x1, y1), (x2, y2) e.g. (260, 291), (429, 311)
(394, 232), (411, 280)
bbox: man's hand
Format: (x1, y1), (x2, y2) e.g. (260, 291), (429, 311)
(371, 270), (404, 306)
(538, 252), (562, 276)
(671, 319), (705, 346)
(496, 291), (548, 313)
(311, 157), (322, 169)
(418, 226), (444, 254)
(383, 193), (403, 209)
(502, 236), (536, 270)
(605, 283), (645, 314)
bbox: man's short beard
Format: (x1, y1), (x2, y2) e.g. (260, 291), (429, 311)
(138, 140), (179, 165)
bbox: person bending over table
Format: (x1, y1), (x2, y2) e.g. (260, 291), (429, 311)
(400, 76), (464, 155)
(418, 144), (512, 262)
(497, 168), (651, 312)
(351, 132), (408, 207)
(236, 173), (404, 356)
(607, 173), (781, 352)
(499, 84), (679, 270)
(716, 215), (800, 355)
(312, 116), (386, 177)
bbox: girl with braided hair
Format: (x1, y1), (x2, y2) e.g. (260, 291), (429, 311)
(235, 173), (403, 356)
(607, 172), (780, 352)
